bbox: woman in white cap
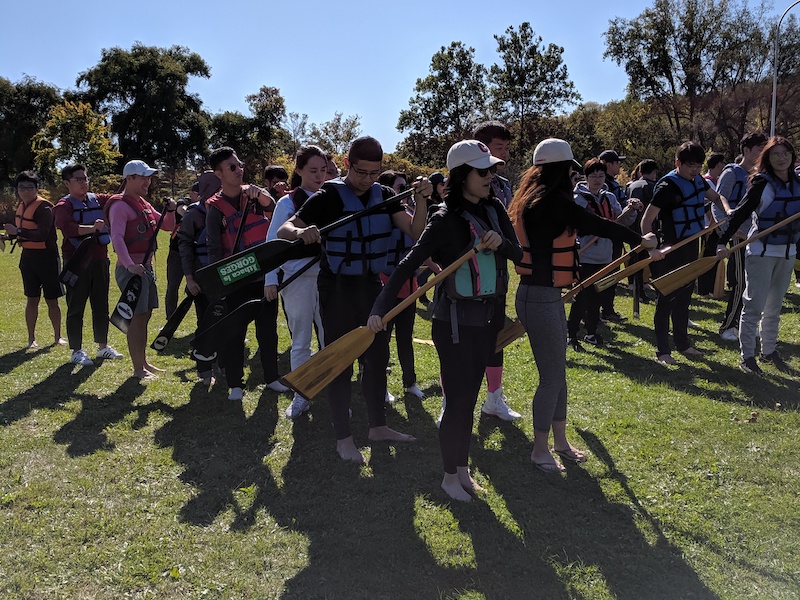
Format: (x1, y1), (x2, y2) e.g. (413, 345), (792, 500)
(368, 140), (522, 501)
(509, 139), (660, 473)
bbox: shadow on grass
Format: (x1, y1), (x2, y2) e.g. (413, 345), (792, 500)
(0, 345), (48, 376)
(0, 362), (92, 427)
(53, 378), (172, 456)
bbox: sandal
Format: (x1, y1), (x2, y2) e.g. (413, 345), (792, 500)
(553, 447), (587, 464)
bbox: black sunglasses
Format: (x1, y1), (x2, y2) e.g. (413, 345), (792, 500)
(228, 161), (244, 172)
(475, 165), (498, 177)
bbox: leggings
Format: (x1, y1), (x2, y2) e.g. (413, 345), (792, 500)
(433, 318), (497, 474)
(516, 284), (568, 433)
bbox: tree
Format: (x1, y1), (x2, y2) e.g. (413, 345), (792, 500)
(245, 85), (287, 157)
(31, 101), (121, 182)
(308, 112), (361, 155)
(397, 42), (489, 165)
(283, 112), (308, 156)
(76, 43), (210, 169)
(489, 23), (581, 150)
(0, 76), (61, 184)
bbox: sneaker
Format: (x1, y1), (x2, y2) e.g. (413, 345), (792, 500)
(656, 353), (677, 365)
(385, 390), (396, 403)
(481, 387), (522, 421)
(267, 379), (290, 393)
(760, 351), (789, 372)
(405, 383), (424, 399)
(435, 396), (446, 429)
(688, 319), (699, 328)
(285, 394), (310, 420)
(740, 357), (763, 374)
(720, 328), (739, 342)
(583, 334), (604, 347)
(96, 345), (123, 359)
(567, 337), (585, 352)
(228, 387), (244, 401)
(601, 311), (627, 323)
(795, 281), (800, 289)
(71, 349), (94, 367)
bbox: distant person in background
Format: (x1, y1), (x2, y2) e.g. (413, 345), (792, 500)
(4, 170), (65, 349)
(325, 154), (340, 180)
(164, 195), (191, 318)
(598, 149), (630, 323)
(703, 153), (726, 189)
(625, 159), (659, 303)
(263, 165), (289, 212)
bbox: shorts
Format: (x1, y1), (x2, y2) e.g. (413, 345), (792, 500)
(114, 264), (158, 315)
(20, 249), (64, 299)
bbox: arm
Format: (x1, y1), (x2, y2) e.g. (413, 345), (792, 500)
(717, 181), (764, 248)
(705, 185), (731, 214)
(205, 204), (225, 265)
(264, 198), (295, 295)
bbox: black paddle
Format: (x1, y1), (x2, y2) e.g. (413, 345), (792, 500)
(59, 232), (100, 287)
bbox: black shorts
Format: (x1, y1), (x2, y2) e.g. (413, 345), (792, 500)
(19, 249), (64, 299)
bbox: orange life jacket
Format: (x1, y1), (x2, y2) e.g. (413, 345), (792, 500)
(513, 219), (578, 288)
(15, 198), (51, 250)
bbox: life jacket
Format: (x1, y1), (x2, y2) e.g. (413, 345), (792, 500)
(753, 173), (800, 256)
(720, 163), (748, 206)
(15, 198), (51, 250)
(324, 180), (392, 275)
(207, 192), (270, 257)
(186, 201), (209, 267)
(104, 194), (157, 256)
(62, 193), (110, 247)
(514, 219), (578, 288)
(659, 171), (706, 240)
(577, 189), (615, 220)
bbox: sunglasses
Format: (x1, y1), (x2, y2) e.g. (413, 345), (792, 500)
(475, 165), (498, 177)
(228, 161), (244, 172)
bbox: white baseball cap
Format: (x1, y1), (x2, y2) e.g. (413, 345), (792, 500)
(446, 140), (505, 170)
(123, 160), (157, 177)
(533, 138), (582, 169)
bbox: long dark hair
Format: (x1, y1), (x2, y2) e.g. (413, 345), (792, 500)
(507, 161), (573, 223)
(443, 164), (495, 211)
(752, 136), (799, 184)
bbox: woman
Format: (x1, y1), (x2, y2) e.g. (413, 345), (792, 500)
(368, 140), (522, 502)
(568, 158), (641, 350)
(509, 139), (659, 473)
(716, 136), (800, 374)
(265, 145), (328, 419)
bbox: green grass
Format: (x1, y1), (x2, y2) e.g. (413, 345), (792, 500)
(1, 236), (800, 599)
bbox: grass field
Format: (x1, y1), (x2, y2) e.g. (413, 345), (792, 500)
(1, 234), (799, 599)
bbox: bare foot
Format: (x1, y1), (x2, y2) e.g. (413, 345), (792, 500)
(27, 340), (38, 349)
(336, 437), (366, 464)
(55, 337), (67, 346)
(531, 450), (566, 473)
(134, 370), (157, 381)
(442, 473), (472, 502)
(457, 466), (485, 495)
(144, 362), (165, 372)
(368, 425), (417, 442)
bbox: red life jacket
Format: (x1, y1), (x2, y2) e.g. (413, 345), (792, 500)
(104, 194), (157, 256)
(207, 192), (270, 257)
(15, 198), (52, 250)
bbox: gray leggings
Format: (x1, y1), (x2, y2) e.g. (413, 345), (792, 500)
(516, 284), (568, 432)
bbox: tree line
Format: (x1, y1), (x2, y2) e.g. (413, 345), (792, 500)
(2, 0), (799, 194)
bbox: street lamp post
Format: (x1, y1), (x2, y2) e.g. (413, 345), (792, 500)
(770, 0), (800, 137)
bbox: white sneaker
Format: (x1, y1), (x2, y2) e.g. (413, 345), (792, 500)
(267, 379), (290, 393)
(385, 390), (396, 403)
(228, 387), (243, 401)
(96, 345), (123, 359)
(720, 328), (739, 341)
(435, 395), (446, 429)
(70, 349), (94, 367)
(285, 394), (310, 420)
(481, 387), (522, 421)
(405, 383), (424, 399)
(688, 319), (699, 328)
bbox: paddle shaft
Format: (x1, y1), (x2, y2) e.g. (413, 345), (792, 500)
(562, 244), (644, 302)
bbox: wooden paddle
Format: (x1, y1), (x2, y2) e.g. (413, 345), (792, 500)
(593, 221), (724, 293)
(281, 243), (486, 400)
(651, 211), (800, 296)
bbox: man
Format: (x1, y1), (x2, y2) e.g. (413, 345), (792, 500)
(53, 164), (123, 366)
(703, 153), (726, 189)
(278, 136), (431, 463)
(640, 142), (731, 364)
(626, 159), (660, 303)
(599, 149), (632, 322)
(4, 171), (65, 348)
(204, 147), (288, 401)
(470, 121), (521, 421)
(105, 160), (176, 379)
(178, 170), (220, 386)
(263, 164), (289, 213)
(713, 132), (768, 341)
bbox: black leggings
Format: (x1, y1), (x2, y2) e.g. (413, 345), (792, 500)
(433, 319), (496, 474)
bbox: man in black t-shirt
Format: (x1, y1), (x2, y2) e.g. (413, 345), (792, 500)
(278, 136), (431, 464)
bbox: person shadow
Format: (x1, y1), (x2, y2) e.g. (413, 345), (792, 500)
(0, 345), (48, 377)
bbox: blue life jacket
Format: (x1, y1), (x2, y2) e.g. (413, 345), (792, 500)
(720, 163), (748, 207)
(188, 201), (210, 266)
(659, 171), (706, 239)
(754, 173), (800, 254)
(324, 180), (392, 275)
(383, 209), (415, 274)
(66, 193), (110, 247)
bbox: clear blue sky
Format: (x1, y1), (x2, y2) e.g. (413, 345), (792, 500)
(0, 1), (786, 153)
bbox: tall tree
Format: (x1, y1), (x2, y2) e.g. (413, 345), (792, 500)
(31, 101), (121, 182)
(397, 42), (488, 165)
(0, 76), (61, 184)
(246, 85), (287, 157)
(308, 112), (361, 155)
(489, 22), (581, 150)
(76, 43), (210, 169)
(284, 112), (308, 156)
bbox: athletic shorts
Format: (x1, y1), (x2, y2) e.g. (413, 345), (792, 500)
(19, 249), (63, 299)
(114, 265), (158, 315)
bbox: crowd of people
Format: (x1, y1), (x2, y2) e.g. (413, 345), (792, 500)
(3, 120), (799, 501)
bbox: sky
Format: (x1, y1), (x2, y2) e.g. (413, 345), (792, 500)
(0, 1), (790, 154)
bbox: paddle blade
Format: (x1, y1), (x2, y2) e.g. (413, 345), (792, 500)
(651, 256), (719, 296)
(495, 320), (526, 353)
(281, 326), (376, 401)
(109, 275), (142, 334)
